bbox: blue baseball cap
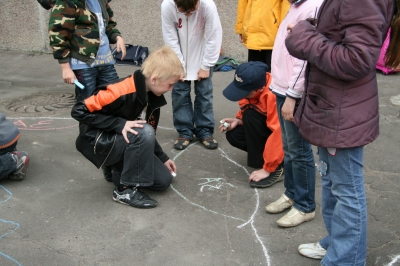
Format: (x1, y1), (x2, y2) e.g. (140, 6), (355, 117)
(222, 61), (268, 101)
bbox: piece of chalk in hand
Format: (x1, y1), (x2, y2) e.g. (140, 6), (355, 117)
(220, 120), (229, 128)
(171, 172), (177, 177)
(74, 79), (85, 89)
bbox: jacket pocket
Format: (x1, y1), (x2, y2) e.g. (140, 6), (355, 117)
(304, 93), (338, 127)
(308, 93), (334, 110)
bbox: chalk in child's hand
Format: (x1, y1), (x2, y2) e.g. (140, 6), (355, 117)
(220, 120), (229, 128)
(171, 172), (177, 177)
(74, 79), (85, 89)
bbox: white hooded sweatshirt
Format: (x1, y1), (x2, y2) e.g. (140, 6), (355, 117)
(161, 0), (222, 80)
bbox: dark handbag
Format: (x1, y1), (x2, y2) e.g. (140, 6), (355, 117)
(113, 44), (149, 66)
(37, 0), (53, 9)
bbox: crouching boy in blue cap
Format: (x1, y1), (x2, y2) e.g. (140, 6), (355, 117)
(220, 61), (284, 188)
(71, 46), (184, 209)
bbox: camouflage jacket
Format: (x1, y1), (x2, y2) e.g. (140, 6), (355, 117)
(48, 0), (121, 65)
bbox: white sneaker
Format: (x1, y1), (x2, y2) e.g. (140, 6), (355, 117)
(276, 207), (315, 227)
(298, 242), (326, 259)
(265, 194), (294, 214)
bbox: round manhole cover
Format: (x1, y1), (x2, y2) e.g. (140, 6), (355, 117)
(4, 92), (75, 114)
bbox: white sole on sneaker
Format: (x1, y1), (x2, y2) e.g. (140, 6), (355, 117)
(298, 242), (326, 260)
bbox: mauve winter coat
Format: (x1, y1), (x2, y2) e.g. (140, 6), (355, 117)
(285, 0), (394, 148)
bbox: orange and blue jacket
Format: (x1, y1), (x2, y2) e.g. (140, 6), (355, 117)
(235, 73), (284, 172)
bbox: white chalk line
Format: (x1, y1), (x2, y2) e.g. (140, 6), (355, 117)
(169, 186), (244, 222)
(171, 143), (271, 265)
(219, 148), (271, 264)
(171, 142), (244, 222)
(198, 178), (235, 192)
(219, 148), (251, 176)
(385, 255), (400, 266)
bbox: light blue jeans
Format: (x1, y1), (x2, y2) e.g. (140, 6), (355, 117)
(73, 64), (119, 102)
(276, 95), (316, 213)
(171, 71), (215, 140)
(318, 146), (367, 266)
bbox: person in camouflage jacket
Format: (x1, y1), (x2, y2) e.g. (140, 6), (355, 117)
(48, 0), (126, 182)
(48, 0), (124, 67)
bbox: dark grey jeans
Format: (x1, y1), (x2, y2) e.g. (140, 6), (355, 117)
(105, 124), (173, 190)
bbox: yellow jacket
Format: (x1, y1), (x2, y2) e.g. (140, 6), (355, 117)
(235, 0), (290, 50)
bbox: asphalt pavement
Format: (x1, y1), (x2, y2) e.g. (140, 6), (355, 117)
(0, 50), (399, 266)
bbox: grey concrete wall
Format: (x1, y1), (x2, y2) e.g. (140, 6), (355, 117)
(0, 0), (248, 62)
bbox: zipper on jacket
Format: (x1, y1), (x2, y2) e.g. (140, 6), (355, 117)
(94, 131), (104, 154)
(148, 105), (160, 123)
(185, 16), (189, 74)
(85, 1), (101, 61)
(100, 133), (117, 168)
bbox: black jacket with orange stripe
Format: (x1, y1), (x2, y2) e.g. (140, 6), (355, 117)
(71, 70), (169, 168)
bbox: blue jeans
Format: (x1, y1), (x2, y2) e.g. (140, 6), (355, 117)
(73, 64), (119, 102)
(276, 95), (316, 213)
(0, 143), (17, 180)
(105, 124), (173, 190)
(171, 71), (215, 140)
(318, 146), (367, 266)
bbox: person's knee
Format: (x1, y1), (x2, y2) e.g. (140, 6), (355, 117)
(153, 177), (172, 191)
(225, 130), (234, 145)
(127, 124), (155, 143)
(157, 182), (171, 191)
(141, 124), (156, 138)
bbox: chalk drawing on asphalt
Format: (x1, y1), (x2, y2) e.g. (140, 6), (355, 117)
(171, 142), (272, 266)
(7, 117), (77, 131)
(385, 255), (400, 266)
(0, 186), (22, 266)
(198, 177), (234, 192)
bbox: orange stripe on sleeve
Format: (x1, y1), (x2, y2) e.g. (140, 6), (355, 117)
(0, 134), (20, 149)
(84, 76), (137, 112)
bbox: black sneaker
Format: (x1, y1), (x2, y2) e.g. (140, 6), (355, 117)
(201, 136), (218, 149)
(8, 151), (29, 181)
(113, 187), (157, 209)
(250, 165), (284, 188)
(174, 137), (191, 150)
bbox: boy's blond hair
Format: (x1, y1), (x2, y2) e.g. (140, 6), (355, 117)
(141, 46), (184, 82)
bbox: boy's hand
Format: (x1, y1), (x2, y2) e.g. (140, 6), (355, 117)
(164, 159), (177, 174)
(197, 68), (210, 81)
(281, 97), (296, 122)
(60, 63), (76, 84)
(115, 36), (126, 60)
(249, 168), (270, 182)
(122, 120), (146, 143)
(219, 118), (242, 132)
(238, 34), (243, 43)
